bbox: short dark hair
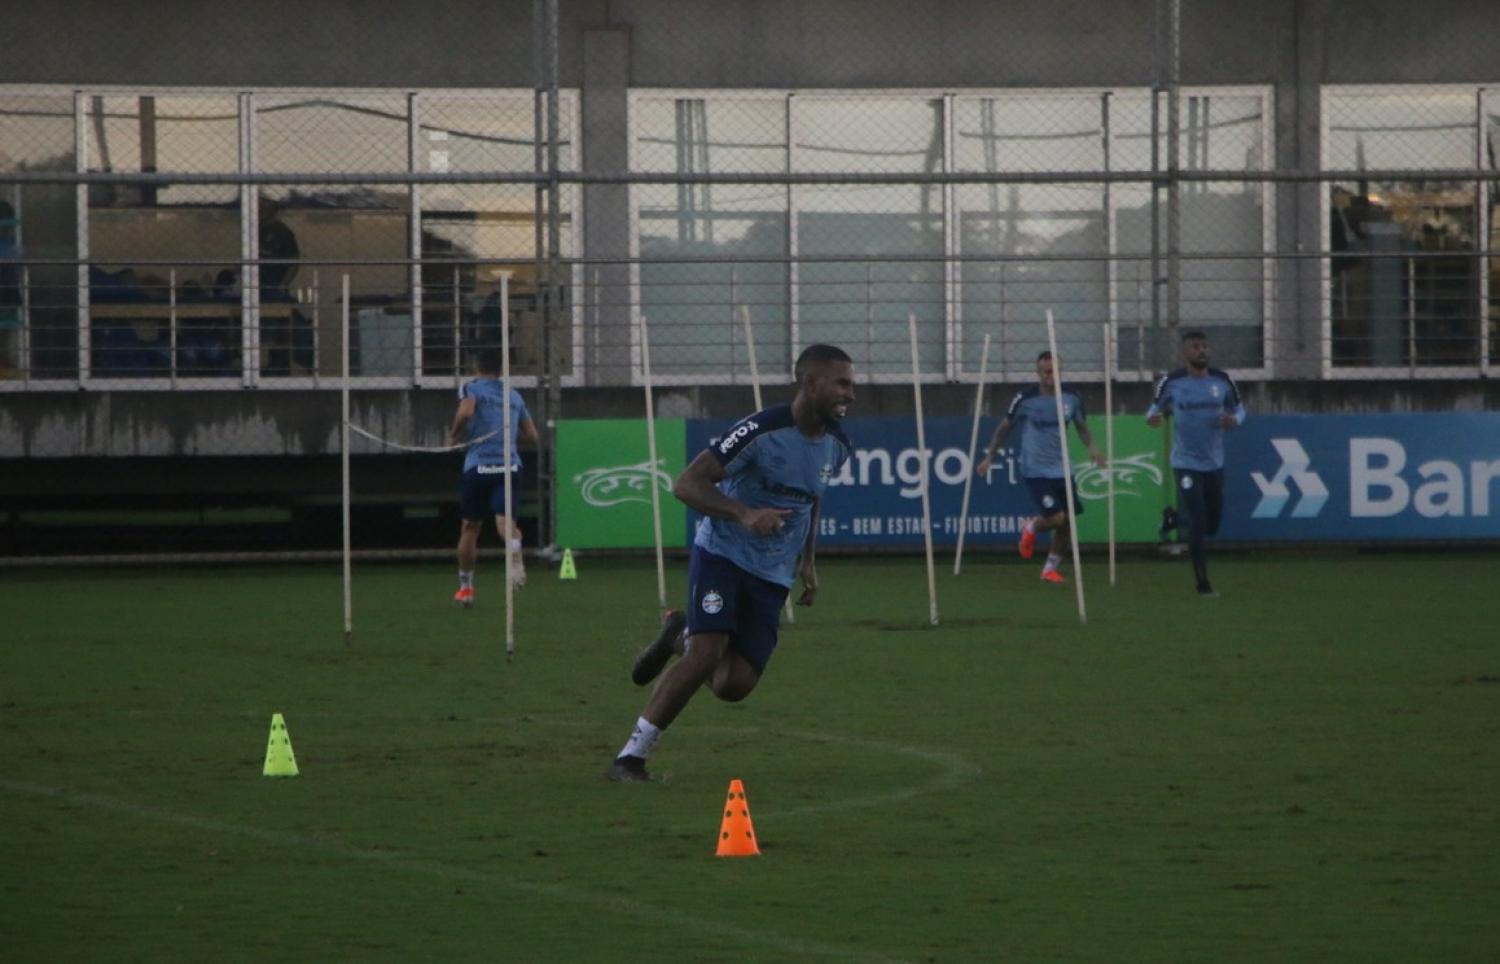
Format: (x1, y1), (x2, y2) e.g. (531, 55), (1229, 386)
(1036, 350), (1053, 363)
(475, 349), (503, 374)
(794, 343), (852, 381)
(1181, 330), (1208, 343)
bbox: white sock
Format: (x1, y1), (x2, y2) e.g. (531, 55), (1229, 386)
(508, 538), (522, 552)
(1043, 554), (1062, 573)
(618, 716), (661, 760)
(458, 570), (474, 589)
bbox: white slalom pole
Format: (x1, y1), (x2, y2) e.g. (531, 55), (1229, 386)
(1046, 309), (1086, 624)
(909, 313), (939, 627)
(501, 272), (515, 659)
(741, 304), (794, 624)
(640, 314), (668, 613)
(1104, 322), (1116, 587)
(740, 304), (764, 412)
(953, 333), (991, 575)
(340, 274), (353, 644)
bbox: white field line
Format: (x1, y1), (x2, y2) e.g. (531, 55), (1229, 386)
(686, 725), (983, 821)
(4, 719), (978, 962)
(1, 775), (912, 964)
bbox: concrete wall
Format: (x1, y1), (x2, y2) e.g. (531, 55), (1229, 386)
(4, 379), (1498, 461)
(10, 1), (1498, 88)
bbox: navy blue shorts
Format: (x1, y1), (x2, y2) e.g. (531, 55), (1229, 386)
(686, 545), (789, 676)
(1025, 476), (1084, 518)
(1175, 468), (1224, 537)
(460, 464), (519, 520)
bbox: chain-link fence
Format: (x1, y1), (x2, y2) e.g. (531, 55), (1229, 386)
(2, 0), (1497, 554)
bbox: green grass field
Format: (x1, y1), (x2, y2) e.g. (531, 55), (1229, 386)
(4, 551), (1498, 962)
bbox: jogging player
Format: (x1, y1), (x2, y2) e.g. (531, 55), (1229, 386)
(976, 350), (1104, 584)
(1146, 330), (1246, 597)
(605, 344), (855, 782)
(450, 348), (538, 606)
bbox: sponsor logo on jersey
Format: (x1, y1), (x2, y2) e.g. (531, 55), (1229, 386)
(717, 420), (760, 456)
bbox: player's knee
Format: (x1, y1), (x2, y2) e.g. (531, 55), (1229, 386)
(710, 671), (758, 702)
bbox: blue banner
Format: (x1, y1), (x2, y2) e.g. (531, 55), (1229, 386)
(1218, 414), (1500, 541)
(685, 415), (1169, 548)
(679, 412), (1499, 546)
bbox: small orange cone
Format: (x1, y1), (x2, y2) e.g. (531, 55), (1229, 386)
(715, 778), (761, 857)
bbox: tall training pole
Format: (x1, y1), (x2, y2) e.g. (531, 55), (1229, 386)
(340, 274), (353, 644)
(908, 314), (939, 627)
(1046, 310), (1087, 624)
(1104, 322), (1117, 587)
(740, 304), (764, 412)
(741, 304), (794, 624)
(953, 333), (991, 575)
(501, 272), (516, 659)
(640, 314), (668, 613)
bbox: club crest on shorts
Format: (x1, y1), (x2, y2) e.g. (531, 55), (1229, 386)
(1181, 475), (1194, 490)
(701, 590), (724, 614)
(1042, 493), (1056, 509)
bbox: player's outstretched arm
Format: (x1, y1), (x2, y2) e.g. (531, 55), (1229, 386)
(449, 396), (476, 446)
(797, 498), (821, 606)
(1075, 420), (1106, 467)
(975, 417), (1014, 476)
(673, 450), (789, 535)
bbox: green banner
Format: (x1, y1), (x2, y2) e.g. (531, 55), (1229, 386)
(556, 419), (687, 549)
(1069, 416), (1172, 544)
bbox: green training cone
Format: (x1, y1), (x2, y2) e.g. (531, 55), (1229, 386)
(262, 712), (300, 777)
(559, 548), (578, 581)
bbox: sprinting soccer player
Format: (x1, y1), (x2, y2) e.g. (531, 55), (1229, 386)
(605, 344), (855, 783)
(449, 348), (539, 606)
(1146, 330), (1246, 598)
(975, 350), (1104, 584)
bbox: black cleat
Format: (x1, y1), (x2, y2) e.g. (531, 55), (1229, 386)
(631, 609), (687, 686)
(1197, 581), (1219, 599)
(1158, 507), (1179, 543)
(604, 754), (652, 783)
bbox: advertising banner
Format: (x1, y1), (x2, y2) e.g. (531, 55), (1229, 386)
(685, 415), (1168, 548)
(556, 419), (687, 548)
(1217, 413), (1500, 541)
(558, 412), (1498, 548)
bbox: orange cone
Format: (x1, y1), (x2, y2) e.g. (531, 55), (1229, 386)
(715, 778), (761, 857)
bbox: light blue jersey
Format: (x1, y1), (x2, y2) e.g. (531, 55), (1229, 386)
(1005, 385), (1086, 480)
(1147, 367), (1246, 471)
(694, 404), (852, 588)
(459, 377), (529, 472)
